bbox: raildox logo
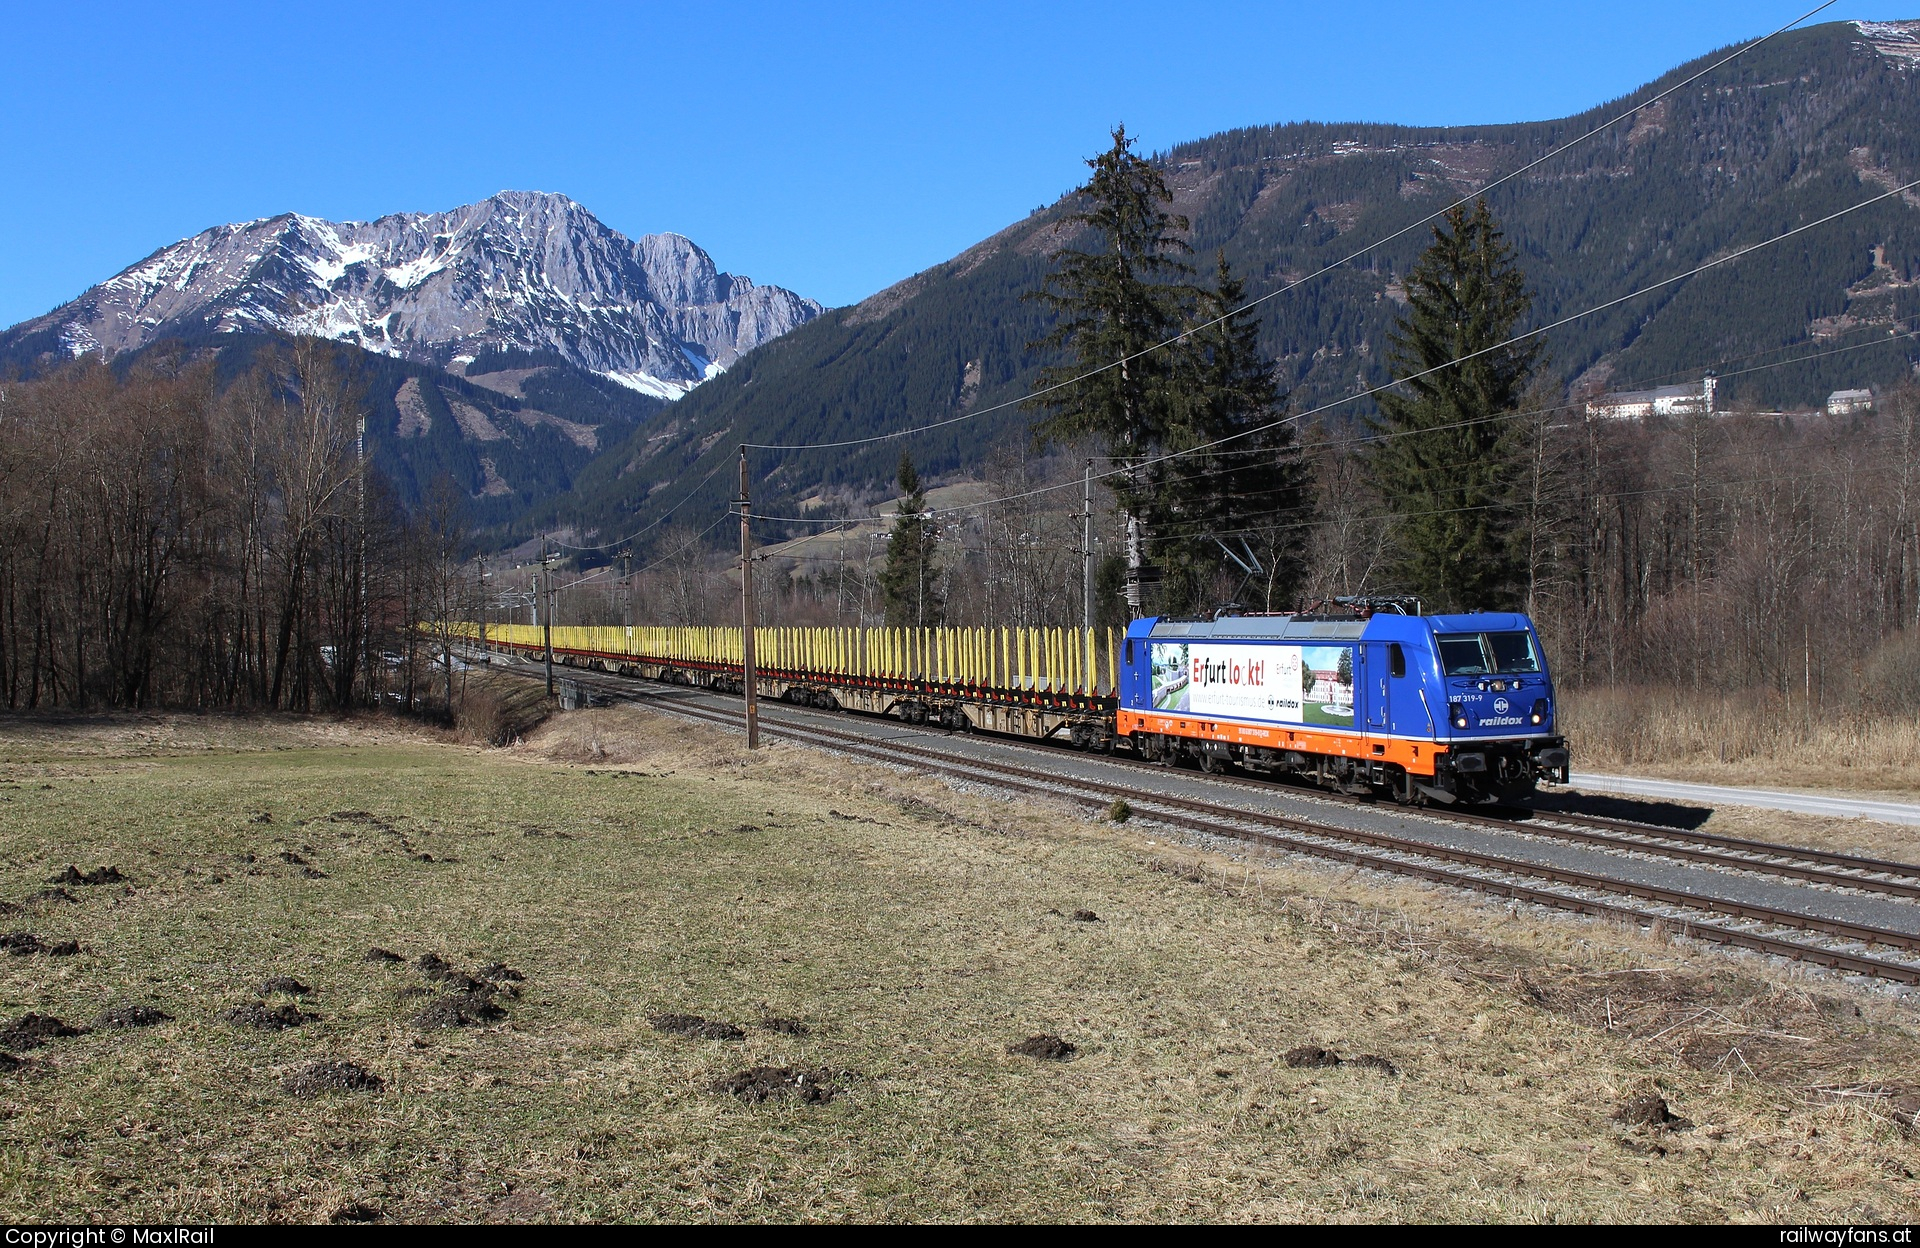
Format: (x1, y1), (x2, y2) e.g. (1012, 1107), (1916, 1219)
(1493, 697), (1510, 714)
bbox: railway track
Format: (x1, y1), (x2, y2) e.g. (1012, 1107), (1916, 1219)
(491, 654), (1920, 985)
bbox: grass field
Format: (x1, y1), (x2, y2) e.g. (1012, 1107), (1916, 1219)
(0, 705), (1915, 1222)
(1562, 687), (1920, 800)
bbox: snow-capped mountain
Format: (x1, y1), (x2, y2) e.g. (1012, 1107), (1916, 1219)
(16, 191), (822, 400)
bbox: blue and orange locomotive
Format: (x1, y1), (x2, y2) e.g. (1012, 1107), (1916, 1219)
(1118, 598), (1569, 805)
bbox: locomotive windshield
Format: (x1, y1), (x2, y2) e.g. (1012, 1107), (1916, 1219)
(1438, 637), (1490, 675)
(1486, 631), (1540, 674)
(1438, 631), (1541, 676)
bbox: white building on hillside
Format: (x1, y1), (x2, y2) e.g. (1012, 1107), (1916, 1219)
(1826, 388), (1874, 415)
(1586, 375), (1717, 421)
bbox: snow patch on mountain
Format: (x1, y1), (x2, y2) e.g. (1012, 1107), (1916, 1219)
(15, 191), (823, 400)
(602, 370), (702, 401)
(1857, 20), (1920, 65)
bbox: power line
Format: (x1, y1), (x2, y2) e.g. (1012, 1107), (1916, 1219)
(734, 179), (1920, 530)
(740, 0), (1839, 454)
(624, 509), (736, 577)
(1113, 177), (1920, 474)
(745, 458), (1915, 565)
(547, 455), (734, 553)
(1192, 460), (1917, 546)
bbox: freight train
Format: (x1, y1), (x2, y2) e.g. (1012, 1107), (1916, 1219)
(466, 598), (1569, 806)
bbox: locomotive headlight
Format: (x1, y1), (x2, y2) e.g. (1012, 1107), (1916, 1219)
(1449, 700), (1469, 729)
(1530, 698), (1549, 726)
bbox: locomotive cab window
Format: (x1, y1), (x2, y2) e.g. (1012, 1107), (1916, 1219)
(1438, 637), (1489, 676)
(1487, 631), (1540, 674)
(1389, 643), (1406, 678)
(1439, 632), (1540, 677)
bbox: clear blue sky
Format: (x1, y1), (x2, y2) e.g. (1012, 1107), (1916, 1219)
(0, 1), (1902, 327)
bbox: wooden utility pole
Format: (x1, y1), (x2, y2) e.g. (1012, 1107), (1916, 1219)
(1083, 459), (1094, 630)
(541, 535), (555, 696)
(619, 550), (633, 630)
(739, 447), (759, 749)
(356, 414), (369, 706)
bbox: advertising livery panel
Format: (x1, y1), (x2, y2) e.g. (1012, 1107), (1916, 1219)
(1149, 641), (1354, 728)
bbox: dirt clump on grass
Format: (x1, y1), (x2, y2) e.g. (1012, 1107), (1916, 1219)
(363, 947), (404, 964)
(222, 1002), (315, 1030)
(1614, 1093), (1693, 1130)
(0, 1014), (84, 1049)
(1008, 1034), (1076, 1060)
(761, 1016), (810, 1036)
(93, 1004), (172, 1030)
(413, 993), (506, 1030)
(649, 1012), (745, 1041)
(1070, 909), (1101, 923)
(283, 1061), (384, 1097)
(475, 962), (524, 983)
(30, 888), (77, 905)
(46, 866), (124, 886)
(329, 1202), (383, 1224)
(414, 952), (464, 980)
(711, 1066), (844, 1104)
(0, 933), (78, 957)
(1284, 1045), (1342, 1069)
(258, 977), (310, 996)
(1282, 1045), (1398, 1075)
(447, 972), (503, 995)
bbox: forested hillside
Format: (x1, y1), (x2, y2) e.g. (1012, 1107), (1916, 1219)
(557, 19), (1920, 552)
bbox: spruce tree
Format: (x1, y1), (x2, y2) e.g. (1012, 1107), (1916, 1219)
(1365, 200), (1541, 612)
(879, 452), (943, 627)
(1025, 127), (1194, 561)
(1150, 252), (1311, 613)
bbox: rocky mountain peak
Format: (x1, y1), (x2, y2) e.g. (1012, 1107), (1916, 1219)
(15, 192), (823, 401)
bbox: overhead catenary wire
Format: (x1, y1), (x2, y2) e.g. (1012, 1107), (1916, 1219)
(546, 455), (735, 553)
(560, 0), (1847, 555)
(691, 309), (1904, 556)
(740, 459), (1918, 572)
(595, 20), (1889, 560)
(739, 321), (1920, 527)
(1053, 323), (1920, 504)
(733, 305), (1920, 527)
(621, 509), (737, 577)
(740, 0), (1839, 454)
(731, 177), (1920, 530)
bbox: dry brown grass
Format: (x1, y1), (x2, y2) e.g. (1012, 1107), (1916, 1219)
(450, 672), (554, 747)
(0, 708), (446, 759)
(1561, 686), (1920, 798)
(0, 705), (1914, 1222)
